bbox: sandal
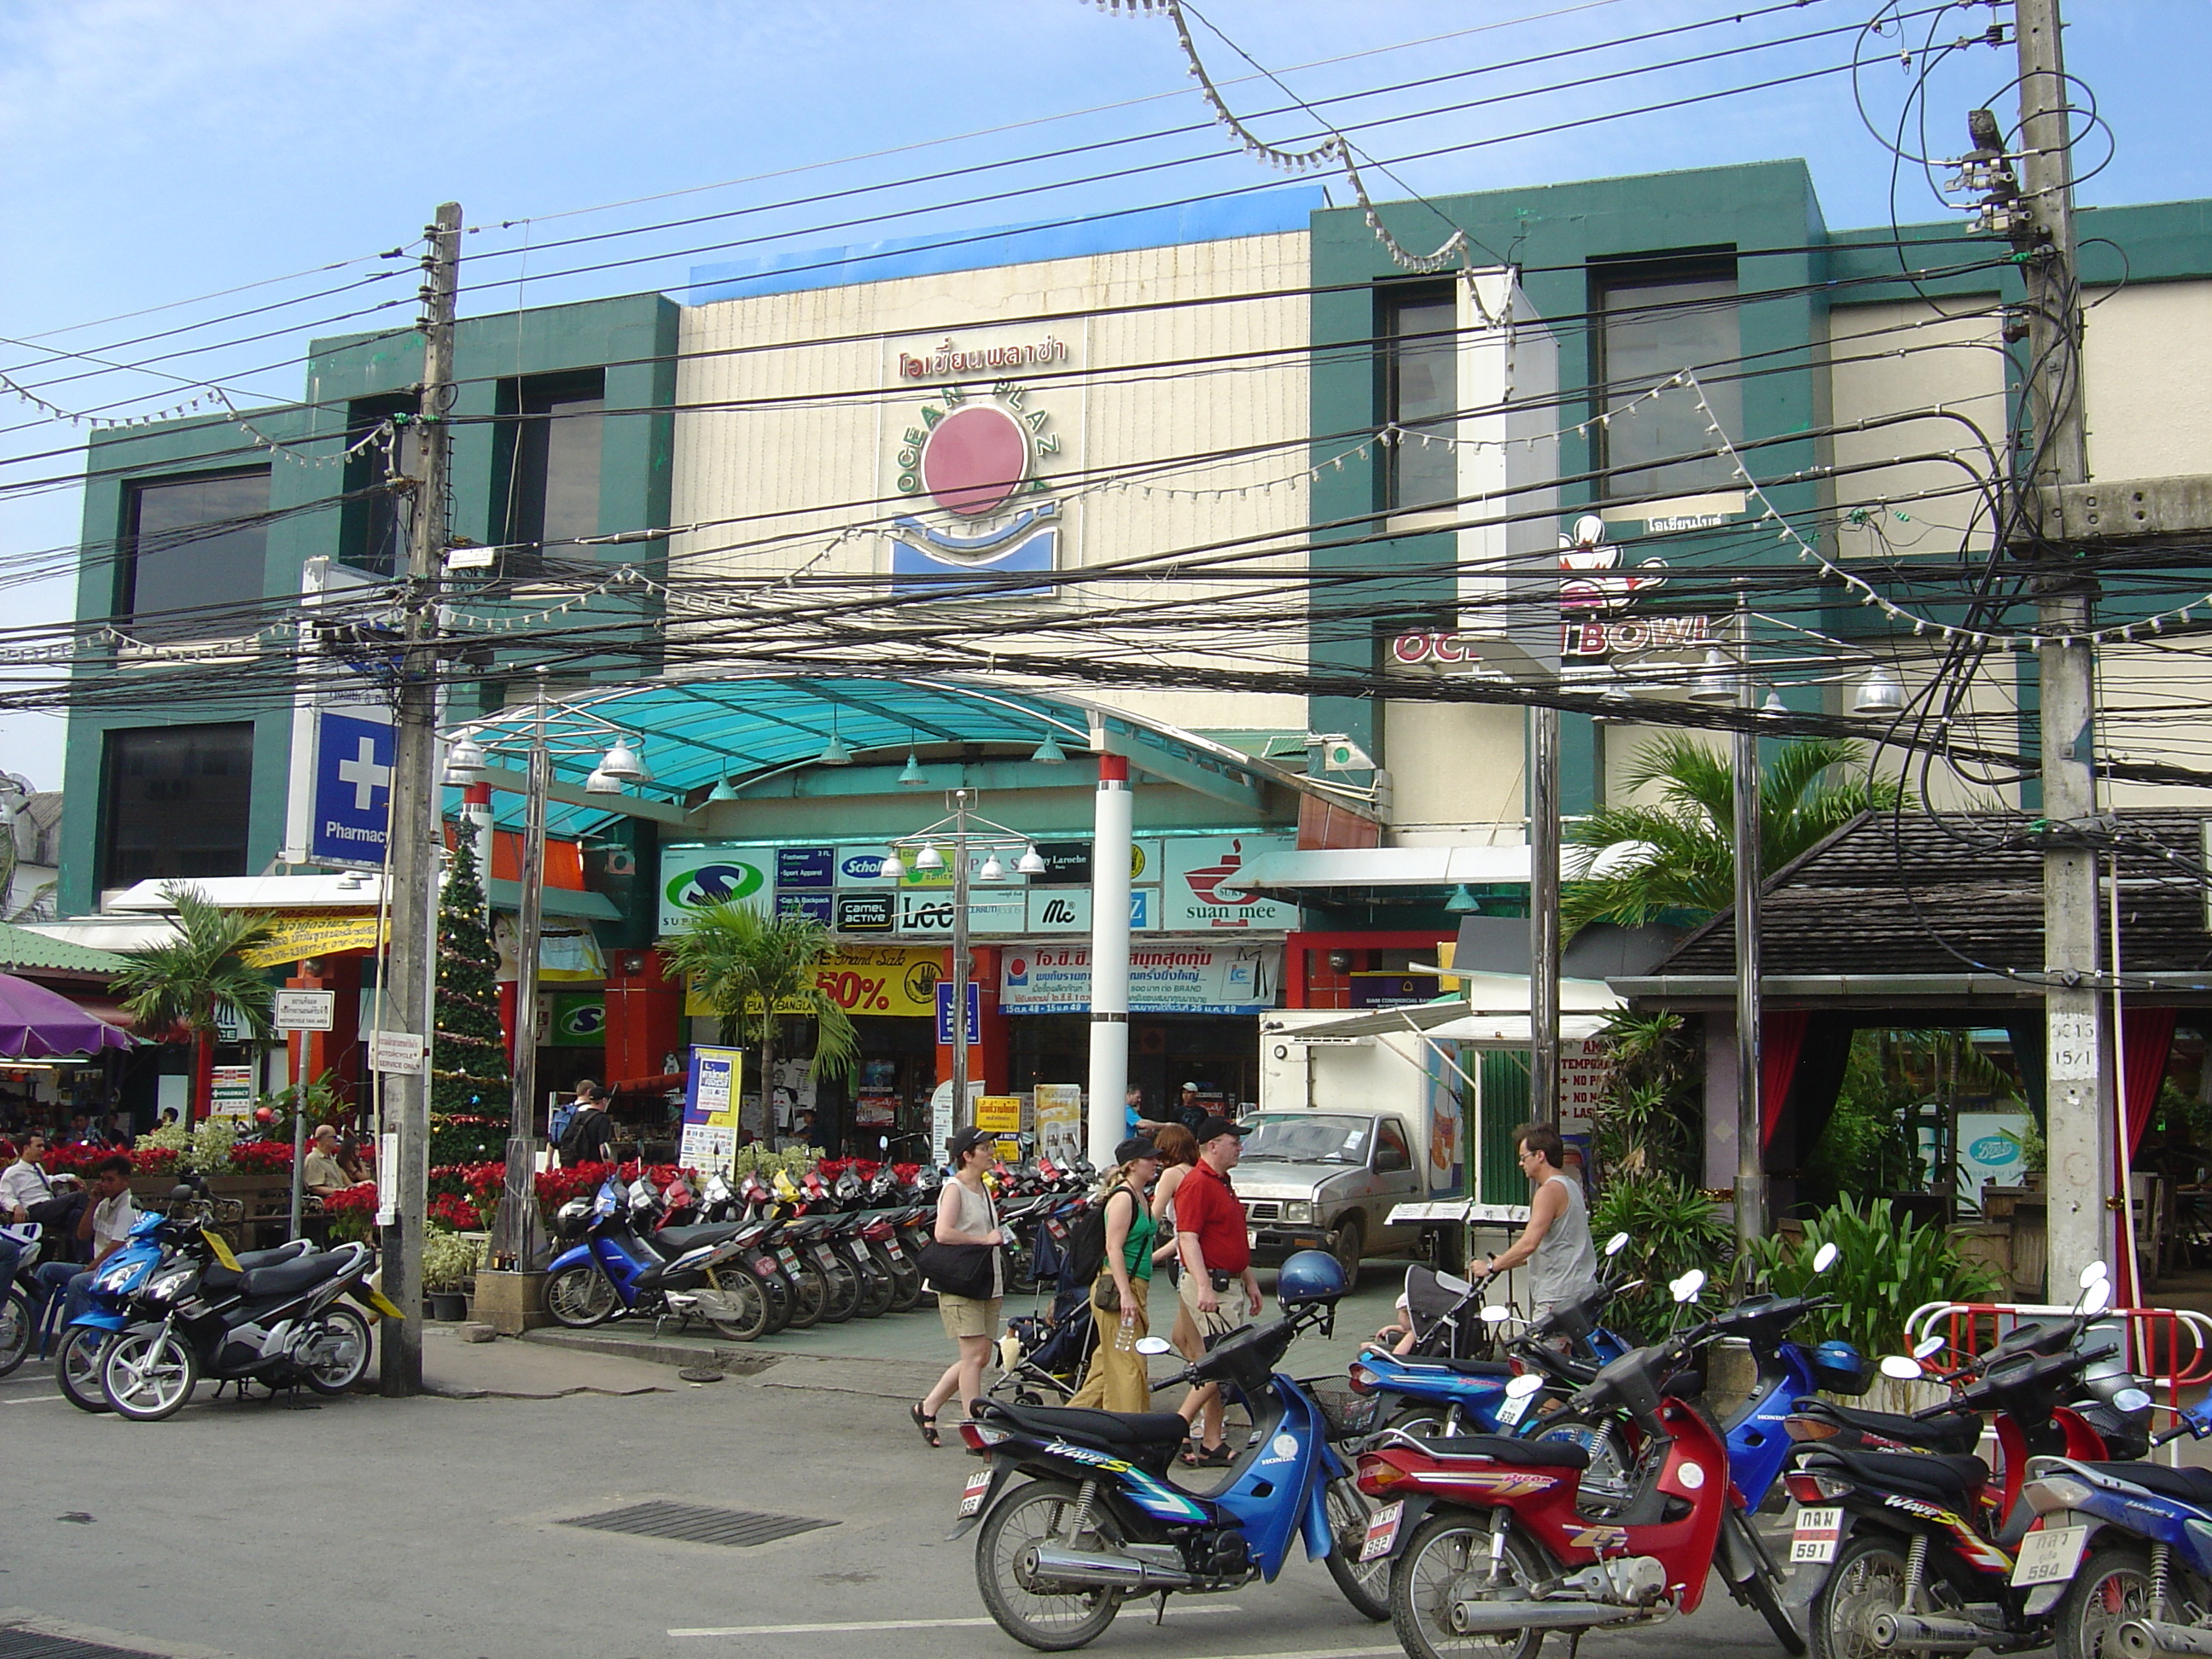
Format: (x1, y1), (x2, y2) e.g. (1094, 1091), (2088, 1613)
(1179, 1440), (1202, 1468)
(911, 1401), (940, 1448)
(1195, 1441), (1234, 1468)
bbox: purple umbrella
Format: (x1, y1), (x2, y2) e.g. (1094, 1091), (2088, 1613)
(0, 972), (137, 1059)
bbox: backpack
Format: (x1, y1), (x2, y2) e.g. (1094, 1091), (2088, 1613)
(1062, 1183), (1133, 1289)
(557, 1106), (597, 1164)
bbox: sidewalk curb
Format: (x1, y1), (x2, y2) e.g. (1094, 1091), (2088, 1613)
(521, 1326), (784, 1374)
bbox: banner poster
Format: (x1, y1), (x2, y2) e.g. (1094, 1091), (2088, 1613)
(1033, 1083), (1084, 1165)
(680, 1045), (745, 1175)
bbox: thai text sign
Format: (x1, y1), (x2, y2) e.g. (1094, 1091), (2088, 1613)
(1000, 945), (1278, 1015)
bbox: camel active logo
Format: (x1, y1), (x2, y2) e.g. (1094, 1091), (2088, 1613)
(886, 335), (1071, 591)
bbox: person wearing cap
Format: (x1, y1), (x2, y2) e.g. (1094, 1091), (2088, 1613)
(1175, 1081), (1208, 1133)
(1173, 1115), (1261, 1466)
(1066, 1136), (1171, 1412)
(914, 1125), (1005, 1447)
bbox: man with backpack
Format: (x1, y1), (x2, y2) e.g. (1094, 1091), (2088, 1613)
(557, 1081), (614, 1167)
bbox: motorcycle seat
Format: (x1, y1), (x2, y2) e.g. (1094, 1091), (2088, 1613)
(1819, 1447), (1990, 1506)
(1799, 1400), (1982, 1455)
(2083, 1461), (2212, 1510)
(1415, 1358), (1513, 1380)
(1415, 1434), (1590, 1470)
(238, 1250), (353, 1301)
(988, 1400), (1193, 1449)
(655, 1223), (741, 1250)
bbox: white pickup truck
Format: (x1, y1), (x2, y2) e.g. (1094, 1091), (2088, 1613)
(1232, 1110), (1429, 1280)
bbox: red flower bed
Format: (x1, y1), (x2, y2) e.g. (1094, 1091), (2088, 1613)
(321, 1181), (381, 1242)
(428, 1192), (480, 1231)
(228, 1141), (294, 1173)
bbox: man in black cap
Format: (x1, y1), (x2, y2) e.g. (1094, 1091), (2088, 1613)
(1171, 1116), (1259, 1465)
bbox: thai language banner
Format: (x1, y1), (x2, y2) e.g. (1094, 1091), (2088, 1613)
(999, 944), (1278, 1015)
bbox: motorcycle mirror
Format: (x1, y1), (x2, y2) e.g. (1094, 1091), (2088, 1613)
(1811, 1242), (1840, 1275)
(1670, 1269), (1706, 1304)
(1913, 1335), (1946, 1359)
(2081, 1278), (2113, 1316)
(1504, 1373), (1545, 1400)
(1479, 1304), (1513, 1324)
(1134, 1336), (1173, 1356)
(1879, 1354), (1924, 1381)
(1433, 1271), (1472, 1296)
(2114, 1388), (2153, 1415)
(2081, 1260), (2110, 1287)
(1604, 1231), (1630, 1258)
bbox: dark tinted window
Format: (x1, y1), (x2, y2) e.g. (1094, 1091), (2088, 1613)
(338, 398), (416, 577)
(1596, 264), (1741, 498)
(504, 373), (604, 577)
(122, 471), (270, 639)
(99, 724), (254, 891)
(1382, 290), (1457, 511)
(1375, 1118), (1412, 1173)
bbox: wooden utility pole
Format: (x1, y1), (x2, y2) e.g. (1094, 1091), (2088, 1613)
(381, 201), (461, 1396)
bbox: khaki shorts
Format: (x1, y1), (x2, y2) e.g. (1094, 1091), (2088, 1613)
(1177, 1266), (1244, 1344)
(938, 1292), (1003, 1342)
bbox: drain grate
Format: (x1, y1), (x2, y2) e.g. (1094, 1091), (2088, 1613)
(559, 1499), (835, 1549)
(0, 1633), (172, 1659)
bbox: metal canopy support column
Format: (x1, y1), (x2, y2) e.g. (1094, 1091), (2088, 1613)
(1087, 754), (1132, 1165)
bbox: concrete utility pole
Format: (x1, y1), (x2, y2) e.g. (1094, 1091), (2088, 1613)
(2011, 2), (2107, 1295)
(1732, 712), (1766, 1248)
(1528, 707), (1561, 1126)
(381, 201), (461, 1396)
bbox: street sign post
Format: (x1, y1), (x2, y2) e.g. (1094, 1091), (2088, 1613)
(274, 988), (337, 1238)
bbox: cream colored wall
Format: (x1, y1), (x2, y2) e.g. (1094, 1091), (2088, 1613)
(2095, 642), (2212, 809)
(1382, 700), (1527, 844)
(670, 232), (1312, 738)
(2083, 280), (2212, 480)
(1825, 297), (2008, 559)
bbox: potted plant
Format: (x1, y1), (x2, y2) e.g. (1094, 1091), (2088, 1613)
(422, 1230), (486, 1321)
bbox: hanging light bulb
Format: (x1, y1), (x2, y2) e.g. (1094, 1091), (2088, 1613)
(1030, 732), (1069, 765)
(1687, 647), (1739, 703)
(1851, 665), (1906, 715)
(913, 843), (945, 872)
(707, 777), (741, 802)
(1016, 845), (1048, 876)
(877, 849), (906, 880)
(584, 766), (624, 795)
(1760, 690), (1789, 718)
(979, 853), (1006, 882)
(816, 733), (854, 765)
(596, 736), (649, 783)
(898, 749), (928, 786)
(442, 733), (487, 782)
(1444, 883), (1481, 915)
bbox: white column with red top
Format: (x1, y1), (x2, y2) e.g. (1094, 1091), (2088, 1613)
(1087, 753), (1132, 1166)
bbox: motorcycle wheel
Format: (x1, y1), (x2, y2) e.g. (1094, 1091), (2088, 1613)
(55, 1326), (113, 1414)
(755, 1268), (791, 1336)
(1392, 1512), (1550, 1659)
(1386, 1401), (1456, 1440)
(1320, 1474), (1391, 1621)
(855, 1260), (896, 1319)
(888, 1258), (922, 1313)
(783, 1260), (826, 1330)
(1725, 1509), (1807, 1656)
(0, 1287), (30, 1378)
(1810, 1534), (1913, 1659)
(102, 1328), (198, 1422)
(298, 1305), (373, 1394)
(816, 1259), (859, 1324)
(2055, 1545), (2154, 1659)
(544, 1265), (620, 1329)
(702, 1268), (771, 1342)
(974, 1477), (1123, 1652)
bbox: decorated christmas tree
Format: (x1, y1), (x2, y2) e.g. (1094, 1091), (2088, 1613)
(431, 835), (512, 1118)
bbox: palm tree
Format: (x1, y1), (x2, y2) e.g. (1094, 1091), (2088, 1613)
(114, 884), (278, 1121)
(1561, 734), (1909, 936)
(662, 901), (858, 1132)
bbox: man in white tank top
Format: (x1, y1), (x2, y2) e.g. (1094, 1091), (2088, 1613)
(1476, 1121), (1598, 1320)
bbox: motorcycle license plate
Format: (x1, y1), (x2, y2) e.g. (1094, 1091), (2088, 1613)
(2011, 1524), (2088, 1586)
(1791, 1505), (1843, 1564)
(777, 1250), (801, 1275)
(1494, 1389), (1531, 1428)
(1359, 1499), (1405, 1563)
(958, 1470), (992, 1519)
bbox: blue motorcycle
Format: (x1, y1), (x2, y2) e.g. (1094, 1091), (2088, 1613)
(2013, 1400), (2212, 1659)
(544, 1170), (772, 1334)
(954, 1249), (1382, 1650)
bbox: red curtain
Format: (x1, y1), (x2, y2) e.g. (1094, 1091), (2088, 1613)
(1761, 1010), (1811, 1150)
(2122, 1005), (2177, 1157)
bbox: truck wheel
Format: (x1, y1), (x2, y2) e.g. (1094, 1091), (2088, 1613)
(1330, 1219), (1364, 1287)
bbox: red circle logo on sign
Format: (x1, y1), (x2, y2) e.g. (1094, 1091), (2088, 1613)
(922, 404), (1028, 518)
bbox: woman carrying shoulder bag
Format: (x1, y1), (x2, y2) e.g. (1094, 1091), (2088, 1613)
(913, 1126), (1004, 1446)
(1066, 1137), (1168, 1412)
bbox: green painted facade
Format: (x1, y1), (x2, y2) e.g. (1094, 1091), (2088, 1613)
(60, 292), (678, 917)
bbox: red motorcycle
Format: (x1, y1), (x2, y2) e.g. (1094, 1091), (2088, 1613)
(1356, 1274), (1802, 1659)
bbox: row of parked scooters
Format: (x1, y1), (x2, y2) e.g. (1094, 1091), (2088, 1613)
(950, 1231), (2209, 1659)
(0, 1177), (401, 1421)
(543, 1156), (1102, 1340)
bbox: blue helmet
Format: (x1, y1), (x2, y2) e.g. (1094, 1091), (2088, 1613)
(1277, 1249), (1348, 1307)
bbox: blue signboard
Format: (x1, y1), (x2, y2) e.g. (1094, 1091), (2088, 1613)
(777, 846), (835, 888)
(310, 709), (395, 869)
(777, 892), (834, 926)
(934, 981), (981, 1046)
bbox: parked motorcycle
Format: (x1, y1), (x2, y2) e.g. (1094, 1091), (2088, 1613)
(544, 1170), (772, 1336)
(953, 1249), (1386, 1650)
(1355, 1267), (1807, 1659)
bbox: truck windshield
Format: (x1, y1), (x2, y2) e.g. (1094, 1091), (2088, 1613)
(1240, 1115), (1371, 1165)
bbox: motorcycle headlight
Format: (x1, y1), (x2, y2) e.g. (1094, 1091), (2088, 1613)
(1282, 1202), (1313, 1225)
(143, 1268), (195, 1304)
(95, 1262), (141, 1294)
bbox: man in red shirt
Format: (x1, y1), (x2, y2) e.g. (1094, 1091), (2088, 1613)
(1173, 1116), (1261, 1466)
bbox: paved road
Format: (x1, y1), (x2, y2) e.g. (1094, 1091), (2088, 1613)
(0, 1305), (1801, 1659)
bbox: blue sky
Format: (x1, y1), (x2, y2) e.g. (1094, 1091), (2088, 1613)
(0, 0), (2203, 790)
